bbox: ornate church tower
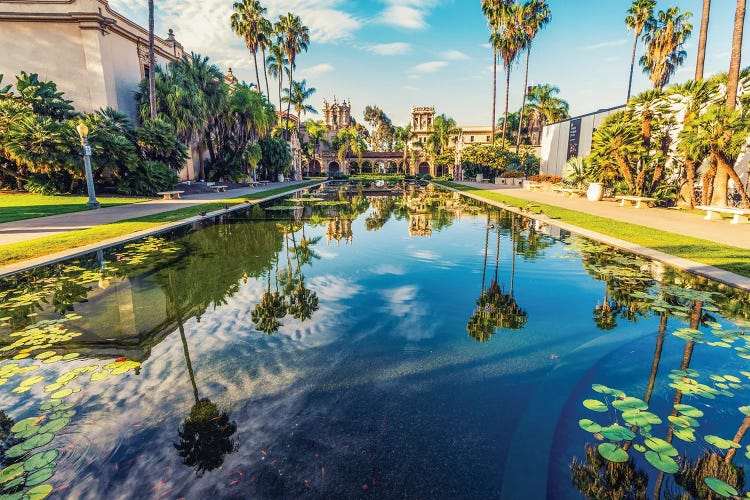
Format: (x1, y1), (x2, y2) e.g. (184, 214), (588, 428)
(322, 97), (352, 133)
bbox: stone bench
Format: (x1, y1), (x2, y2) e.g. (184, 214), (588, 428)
(615, 196), (656, 209)
(554, 187), (586, 198)
(157, 190), (184, 200)
(696, 205), (750, 224)
(525, 182), (545, 192)
(209, 185), (228, 192)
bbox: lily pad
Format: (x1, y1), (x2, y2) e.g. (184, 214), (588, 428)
(11, 418), (39, 435)
(25, 484), (54, 500)
(705, 435), (741, 450)
(645, 437), (678, 456)
(740, 405), (750, 416)
(674, 404), (704, 418)
(578, 419), (602, 433)
(633, 444), (646, 452)
(21, 432), (54, 452)
(704, 477), (738, 497)
(90, 371), (109, 382)
(612, 397), (648, 412)
(39, 417), (69, 434)
(644, 450), (679, 474)
(49, 388), (73, 400)
(23, 450), (58, 473)
(0, 463), (24, 484)
(597, 443), (629, 463)
(600, 424), (635, 442)
(674, 428), (696, 442)
(622, 410), (661, 427)
(25, 465), (54, 487)
(725, 375), (742, 383)
(668, 415), (692, 429)
(583, 399), (608, 412)
(19, 376), (44, 387)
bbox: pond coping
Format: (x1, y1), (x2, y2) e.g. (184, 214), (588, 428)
(0, 181), (328, 279)
(438, 182), (750, 292)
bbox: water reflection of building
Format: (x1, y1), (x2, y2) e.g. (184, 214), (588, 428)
(326, 219), (353, 244)
(409, 214), (432, 237)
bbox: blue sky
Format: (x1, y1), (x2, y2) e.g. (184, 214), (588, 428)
(110, 0), (748, 127)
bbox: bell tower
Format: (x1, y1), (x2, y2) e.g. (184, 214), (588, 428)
(322, 96), (352, 133)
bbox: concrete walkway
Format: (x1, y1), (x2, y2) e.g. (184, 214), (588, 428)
(457, 182), (750, 249)
(0, 182), (309, 246)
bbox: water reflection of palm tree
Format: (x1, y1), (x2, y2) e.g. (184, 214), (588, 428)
(251, 256), (288, 334)
(287, 227), (319, 321)
(164, 271), (239, 475)
(570, 443), (648, 499)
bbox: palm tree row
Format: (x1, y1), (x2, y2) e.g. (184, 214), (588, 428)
(231, 1), (310, 137)
(482, 1), (552, 150)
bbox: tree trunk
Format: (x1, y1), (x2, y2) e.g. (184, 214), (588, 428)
(644, 314), (668, 404)
(252, 50), (262, 94)
(198, 144), (205, 181)
(177, 315), (199, 404)
(261, 47), (270, 99)
(627, 30), (638, 102)
(726, 416), (750, 463)
(502, 67), (511, 149)
(683, 158), (698, 208)
(492, 49), (498, 145)
(278, 70), (284, 126)
(516, 47), (531, 154)
(726, 0), (746, 111)
(703, 158), (717, 204)
(711, 153), (730, 207)
(717, 150), (750, 207)
(148, 0), (157, 120)
(695, 0), (712, 81)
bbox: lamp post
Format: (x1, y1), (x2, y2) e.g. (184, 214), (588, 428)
(76, 123), (100, 208)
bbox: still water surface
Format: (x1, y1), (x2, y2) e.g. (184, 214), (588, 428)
(0, 183), (749, 499)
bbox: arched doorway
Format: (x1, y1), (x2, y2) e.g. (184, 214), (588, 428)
(328, 162), (340, 174)
(375, 161), (386, 173)
(309, 159), (321, 175)
(386, 161), (398, 174)
(362, 161), (373, 174)
(418, 162), (431, 175)
(349, 161), (359, 175)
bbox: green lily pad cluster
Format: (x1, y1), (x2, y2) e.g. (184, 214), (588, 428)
(0, 317), (82, 362)
(579, 384), (695, 475)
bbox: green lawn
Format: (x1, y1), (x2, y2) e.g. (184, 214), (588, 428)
(439, 181), (750, 278)
(0, 193), (148, 223)
(0, 181), (322, 268)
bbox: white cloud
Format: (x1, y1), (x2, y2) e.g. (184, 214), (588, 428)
(411, 61), (448, 73)
(379, 0), (438, 30)
(265, 1), (362, 43)
(298, 63), (335, 78)
(442, 50), (470, 61)
(584, 39), (628, 50)
(366, 42), (413, 56)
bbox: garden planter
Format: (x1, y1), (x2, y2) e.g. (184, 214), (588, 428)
(587, 182), (604, 201)
(476, 173), (483, 182)
(278, 174), (285, 182)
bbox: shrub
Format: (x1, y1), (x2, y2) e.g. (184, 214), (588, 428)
(500, 170), (526, 178)
(117, 161), (178, 196)
(137, 119), (188, 171)
(24, 174), (62, 195)
(528, 174), (562, 183)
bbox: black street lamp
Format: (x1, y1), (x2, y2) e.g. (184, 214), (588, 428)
(76, 123), (100, 208)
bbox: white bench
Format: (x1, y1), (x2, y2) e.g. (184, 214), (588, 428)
(554, 187), (586, 198)
(525, 182), (545, 192)
(615, 196), (656, 209)
(209, 185), (228, 192)
(157, 190), (184, 200)
(257, 180), (271, 186)
(696, 205), (750, 224)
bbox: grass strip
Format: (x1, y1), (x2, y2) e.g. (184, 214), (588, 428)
(0, 194), (148, 223)
(0, 181), (321, 267)
(439, 181), (750, 278)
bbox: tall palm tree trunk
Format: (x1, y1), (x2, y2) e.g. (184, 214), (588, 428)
(516, 47), (531, 154)
(177, 316), (199, 404)
(492, 49), (498, 145)
(626, 29), (638, 102)
(695, 0), (712, 81)
(502, 67), (511, 149)
(278, 72), (284, 126)
(261, 47), (270, 99)
(482, 214), (490, 293)
(727, 0), (746, 111)
(644, 313), (667, 404)
(247, 51), (259, 94)
(286, 65), (294, 138)
(148, 0), (157, 120)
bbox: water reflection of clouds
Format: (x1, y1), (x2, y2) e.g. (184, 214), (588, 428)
(380, 286), (437, 341)
(315, 248), (339, 260)
(371, 264), (407, 276)
(411, 250), (440, 261)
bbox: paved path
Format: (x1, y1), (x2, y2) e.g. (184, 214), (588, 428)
(457, 182), (750, 249)
(0, 182), (309, 246)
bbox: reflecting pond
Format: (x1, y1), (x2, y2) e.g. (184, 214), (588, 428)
(1, 183), (750, 499)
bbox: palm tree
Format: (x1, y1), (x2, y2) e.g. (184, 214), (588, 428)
(695, 0), (712, 81)
(525, 84), (570, 144)
(727, 0), (747, 111)
(640, 7), (693, 90)
(333, 126), (366, 171)
(515, 0), (551, 153)
(425, 114), (458, 157)
(282, 79), (317, 120)
(266, 40), (288, 123)
(275, 13), (310, 135)
(394, 124), (416, 174)
(258, 16), (274, 99)
(680, 105), (750, 207)
(304, 119), (328, 173)
(482, 1), (512, 145)
(625, 0), (656, 101)
(148, 0), (157, 120)
(492, 3), (526, 148)
(230, 0), (266, 93)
